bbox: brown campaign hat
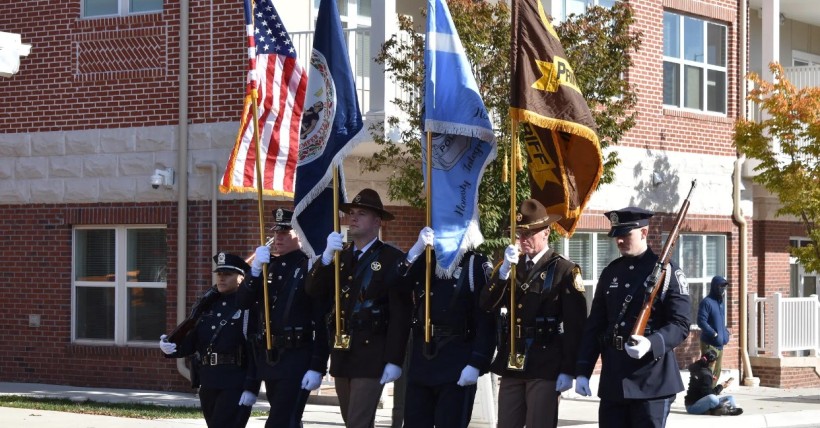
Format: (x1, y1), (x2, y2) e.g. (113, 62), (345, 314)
(515, 199), (562, 231)
(339, 188), (395, 221)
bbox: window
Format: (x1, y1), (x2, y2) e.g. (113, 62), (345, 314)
(548, 0), (617, 22)
(663, 12), (727, 114)
(664, 234), (727, 326)
(83, 0), (162, 18)
(553, 231), (620, 311)
(792, 51), (820, 67)
(789, 237), (818, 298)
(73, 226), (167, 344)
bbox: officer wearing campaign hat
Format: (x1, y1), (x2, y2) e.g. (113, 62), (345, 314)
(159, 252), (260, 428)
(305, 188), (411, 428)
(575, 207), (691, 428)
(480, 199), (587, 428)
(236, 208), (331, 428)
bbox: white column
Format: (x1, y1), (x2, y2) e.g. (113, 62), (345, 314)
(761, 0), (781, 83)
(369, 0), (397, 115)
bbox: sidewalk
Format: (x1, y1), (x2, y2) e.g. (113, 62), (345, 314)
(1, 379), (819, 427)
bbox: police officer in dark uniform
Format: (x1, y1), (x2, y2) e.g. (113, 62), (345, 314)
(480, 199), (587, 428)
(396, 227), (496, 427)
(237, 208), (331, 428)
(575, 207), (691, 428)
(159, 252), (259, 428)
(305, 188), (412, 428)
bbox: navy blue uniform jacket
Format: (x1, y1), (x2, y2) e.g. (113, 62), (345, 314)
(171, 292), (260, 393)
(236, 249), (331, 380)
(398, 250), (496, 385)
(576, 248), (690, 401)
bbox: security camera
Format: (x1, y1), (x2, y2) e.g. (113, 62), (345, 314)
(150, 168), (175, 189)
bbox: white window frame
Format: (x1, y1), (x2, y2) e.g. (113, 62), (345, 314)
(72, 225), (167, 345)
(789, 237), (817, 298)
(665, 233), (727, 328)
(792, 50), (820, 67)
(553, 231), (620, 312)
(545, 0), (618, 22)
(82, 0), (163, 19)
(662, 11), (728, 115)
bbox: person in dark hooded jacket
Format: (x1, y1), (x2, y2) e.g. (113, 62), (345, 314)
(684, 350), (742, 416)
(697, 276), (730, 385)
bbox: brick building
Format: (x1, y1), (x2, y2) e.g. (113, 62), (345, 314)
(0, 0), (817, 392)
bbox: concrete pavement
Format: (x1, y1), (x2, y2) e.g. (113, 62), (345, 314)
(1, 378), (819, 427)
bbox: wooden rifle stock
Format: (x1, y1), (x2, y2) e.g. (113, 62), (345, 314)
(629, 180), (697, 342)
(168, 286), (220, 344)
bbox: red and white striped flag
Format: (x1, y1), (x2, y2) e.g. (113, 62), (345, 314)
(220, 0), (307, 197)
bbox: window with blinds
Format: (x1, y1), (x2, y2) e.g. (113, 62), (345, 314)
(666, 233), (727, 327)
(553, 231), (620, 312)
(73, 226), (167, 344)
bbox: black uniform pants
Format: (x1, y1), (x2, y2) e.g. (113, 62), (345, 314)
(598, 395), (674, 428)
(198, 386), (252, 428)
(264, 377), (310, 428)
(403, 381), (477, 428)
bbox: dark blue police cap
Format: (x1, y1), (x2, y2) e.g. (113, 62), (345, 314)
(212, 252), (250, 275)
(604, 207), (654, 237)
(271, 208), (294, 231)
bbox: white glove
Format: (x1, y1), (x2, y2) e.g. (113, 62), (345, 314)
(251, 245), (270, 277)
(379, 363), (402, 385)
(456, 365), (480, 386)
(575, 375), (591, 396)
(498, 245), (519, 280)
(555, 373), (573, 392)
(407, 227), (434, 263)
(238, 390), (257, 406)
(301, 370), (323, 391)
(321, 232), (344, 265)
(158, 334), (176, 355)
(625, 334), (651, 359)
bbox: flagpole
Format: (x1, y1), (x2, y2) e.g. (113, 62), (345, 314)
(332, 166), (350, 349)
(507, 118), (524, 371)
(246, 1), (273, 359)
(424, 131), (433, 357)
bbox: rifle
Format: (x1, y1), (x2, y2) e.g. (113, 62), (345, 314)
(168, 286), (221, 344)
(629, 180), (697, 344)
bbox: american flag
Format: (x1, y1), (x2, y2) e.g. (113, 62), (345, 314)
(220, 0), (307, 197)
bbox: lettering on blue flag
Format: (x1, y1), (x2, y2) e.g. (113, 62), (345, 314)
(423, 0), (497, 277)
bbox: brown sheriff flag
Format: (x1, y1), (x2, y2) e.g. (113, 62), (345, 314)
(510, 0), (602, 236)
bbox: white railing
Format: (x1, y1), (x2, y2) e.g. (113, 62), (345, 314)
(290, 28), (372, 115)
(784, 64), (820, 89)
(748, 292), (820, 357)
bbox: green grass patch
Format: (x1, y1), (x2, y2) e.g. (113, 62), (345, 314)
(0, 395), (267, 419)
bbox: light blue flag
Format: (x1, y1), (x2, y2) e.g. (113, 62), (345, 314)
(424, 0), (497, 277)
(292, 0), (364, 257)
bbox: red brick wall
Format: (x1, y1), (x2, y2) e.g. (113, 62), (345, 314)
(0, 0), (246, 133)
(0, 200), (424, 391)
(753, 365), (820, 388)
(626, 0), (739, 156)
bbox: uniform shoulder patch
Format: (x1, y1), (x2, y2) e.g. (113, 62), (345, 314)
(572, 266), (585, 293)
(674, 268), (689, 296)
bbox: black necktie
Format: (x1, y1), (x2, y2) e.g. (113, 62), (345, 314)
(525, 260), (534, 274)
(351, 249), (362, 271)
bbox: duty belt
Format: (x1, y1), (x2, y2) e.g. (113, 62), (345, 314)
(201, 352), (241, 366)
(430, 324), (466, 338)
(611, 335), (625, 351)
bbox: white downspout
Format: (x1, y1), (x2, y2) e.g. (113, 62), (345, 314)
(176, 0), (191, 381)
(196, 162), (220, 285)
(736, 0), (758, 387)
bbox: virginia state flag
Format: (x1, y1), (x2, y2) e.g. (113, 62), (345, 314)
(510, 0), (602, 236)
(292, 0), (364, 257)
(424, 0), (497, 277)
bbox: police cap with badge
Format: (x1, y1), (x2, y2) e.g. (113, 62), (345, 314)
(604, 207), (654, 237)
(212, 252), (250, 275)
(271, 208), (294, 232)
